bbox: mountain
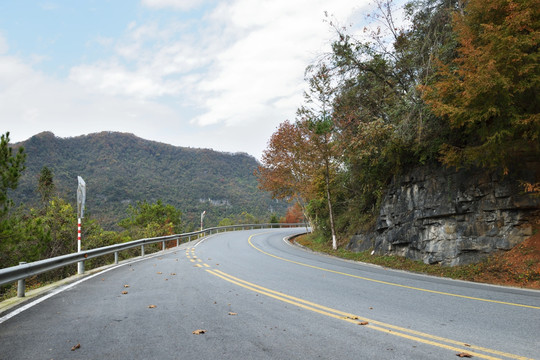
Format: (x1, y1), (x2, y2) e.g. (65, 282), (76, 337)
(10, 131), (286, 229)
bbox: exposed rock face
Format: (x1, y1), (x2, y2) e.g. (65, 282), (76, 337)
(348, 164), (540, 266)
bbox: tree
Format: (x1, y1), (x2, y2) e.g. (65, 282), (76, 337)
(218, 217), (234, 227)
(119, 200), (183, 239)
(0, 132), (26, 255)
(257, 121), (313, 201)
(421, 0), (540, 170)
(0, 132), (26, 216)
(37, 166), (55, 206)
(257, 120), (314, 224)
(297, 63), (340, 249)
(283, 203), (304, 224)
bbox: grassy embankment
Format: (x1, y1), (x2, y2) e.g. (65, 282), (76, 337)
(295, 231), (540, 290)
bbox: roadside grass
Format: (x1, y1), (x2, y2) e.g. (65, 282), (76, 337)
(295, 233), (540, 289)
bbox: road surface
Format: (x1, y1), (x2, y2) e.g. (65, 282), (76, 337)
(1, 228), (539, 359)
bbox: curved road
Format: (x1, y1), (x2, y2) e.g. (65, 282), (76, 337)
(1, 228), (539, 359)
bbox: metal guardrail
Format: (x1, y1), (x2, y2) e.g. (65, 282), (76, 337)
(0, 223), (307, 297)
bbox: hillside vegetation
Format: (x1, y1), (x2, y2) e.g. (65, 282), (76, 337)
(257, 0), (539, 250)
(11, 131), (285, 229)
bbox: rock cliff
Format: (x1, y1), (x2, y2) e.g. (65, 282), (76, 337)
(348, 163), (540, 266)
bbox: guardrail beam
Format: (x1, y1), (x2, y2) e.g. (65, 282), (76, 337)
(0, 223), (309, 290)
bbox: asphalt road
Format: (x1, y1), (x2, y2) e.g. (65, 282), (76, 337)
(0, 228), (539, 359)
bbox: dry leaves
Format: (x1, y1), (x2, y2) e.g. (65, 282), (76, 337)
(124, 284), (130, 288)
(456, 352), (473, 358)
(122, 291), (128, 295)
(71, 343), (80, 351)
(148, 305), (157, 309)
(157, 272), (162, 274)
(358, 321), (369, 326)
(170, 273), (177, 275)
(192, 329), (206, 335)
(228, 312), (237, 316)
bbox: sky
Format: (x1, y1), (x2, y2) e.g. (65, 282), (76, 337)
(0, 0), (377, 159)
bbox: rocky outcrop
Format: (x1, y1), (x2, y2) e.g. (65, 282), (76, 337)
(348, 163), (540, 266)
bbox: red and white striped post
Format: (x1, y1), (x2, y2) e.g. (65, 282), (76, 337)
(77, 217), (84, 274)
(77, 176), (86, 275)
(77, 218), (81, 249)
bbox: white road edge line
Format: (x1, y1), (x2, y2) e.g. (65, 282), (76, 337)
(0, 248), (179, 324)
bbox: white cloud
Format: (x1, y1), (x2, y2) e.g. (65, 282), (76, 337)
(0, 54), (181, 145)
(191, 0), (369, 127)
(1, 0), (374, 159)
(69, 62), (183, 98)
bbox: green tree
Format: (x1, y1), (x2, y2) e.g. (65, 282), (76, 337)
(37, 166), (55, 206)
(218, 217), (234, 227)
(0, 132), (26, 216)
(297, 63), (340, 249)
(0, 132), (26, 260)
(119, 200), (183, 239)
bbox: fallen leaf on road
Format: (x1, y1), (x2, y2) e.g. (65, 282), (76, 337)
(157, 272), (162, 274)
(464, 344), (471, 347)
(228, 312), (237, 316)
(192, 329), (206, 335)
(124, 284), (130, 288)
(456, 352), (473, 358)
(71, 343), (80, 351)
(358, 322), (369, 326)
(122, 291), (128, 295)
(369, 307), (373, 310)
(170, 273), (176, 275)
(347, 315), (359, 320)
(148, 305), (157, 308)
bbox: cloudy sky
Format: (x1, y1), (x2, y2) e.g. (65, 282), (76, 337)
(1, 0), (377, 159)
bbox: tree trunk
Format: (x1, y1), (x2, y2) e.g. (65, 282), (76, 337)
(324, 159), (337, 250)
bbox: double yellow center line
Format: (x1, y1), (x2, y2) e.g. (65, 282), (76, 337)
(206, 268), (532, 360)
(247, 234), (540, 310)
(187, 231), (536, 360)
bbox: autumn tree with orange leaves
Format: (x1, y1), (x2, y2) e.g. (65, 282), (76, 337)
(421, 0), (540, 170)
(258, 64), (341, 249)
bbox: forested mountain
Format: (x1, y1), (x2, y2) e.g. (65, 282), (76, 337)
(10, 131), (285, 229)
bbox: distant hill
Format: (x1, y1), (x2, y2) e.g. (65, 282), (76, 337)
(10, 132), (286, 229)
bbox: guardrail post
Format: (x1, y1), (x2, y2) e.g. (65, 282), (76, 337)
(77, 260), (84, 275)
(162, 241), (166, 251)
(114, 251), (119, 264)
(176, 238), (179, 247)
(17, 262), (26, 297)
(141, 245), (145, 257)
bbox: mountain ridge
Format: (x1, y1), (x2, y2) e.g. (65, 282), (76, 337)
(10, 131), (285, 229)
